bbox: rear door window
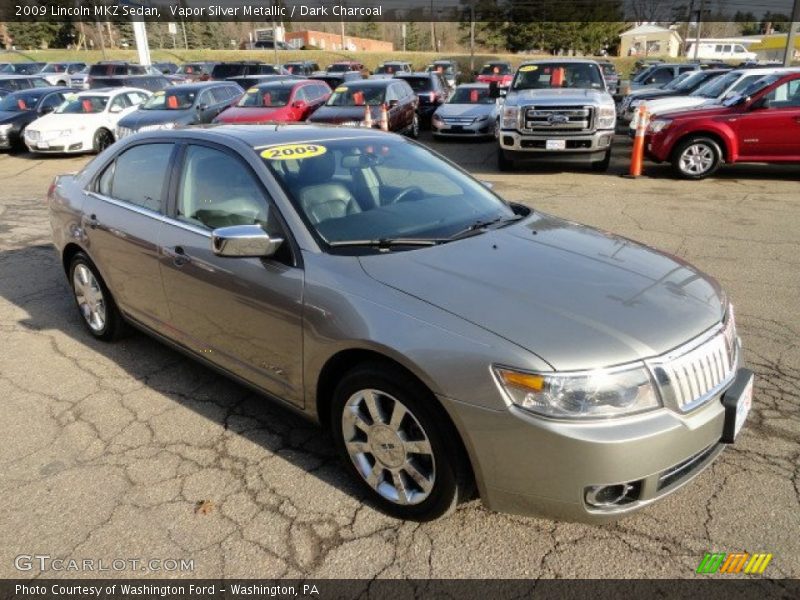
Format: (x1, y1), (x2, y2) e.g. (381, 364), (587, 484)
(106, 143), (174, 212)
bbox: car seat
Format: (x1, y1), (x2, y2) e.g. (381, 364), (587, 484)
(297, 151), (361, 225)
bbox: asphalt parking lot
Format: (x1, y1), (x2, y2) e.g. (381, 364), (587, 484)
(0, 134), (798, 579)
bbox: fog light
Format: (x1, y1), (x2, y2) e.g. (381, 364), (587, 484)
(585, 481), (641, 508)
(502, 135), (514, 146)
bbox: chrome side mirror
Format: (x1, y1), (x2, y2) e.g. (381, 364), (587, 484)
(211, 224), (283, 257)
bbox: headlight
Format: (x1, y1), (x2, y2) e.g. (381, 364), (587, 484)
(432, 113), (443, 123)
(596, 105), (616, 129)
(647, 119), (672, 134)
(475, 114), (489, 122)
(501, 105), (519, 129)
(494, 364), (661, 419)
(0, 123), (12, 134)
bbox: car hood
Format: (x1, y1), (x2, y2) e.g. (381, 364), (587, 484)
(358, 214), (725, 371)
(26, 112), (102, 131)
(0, 110), (27, 124)
(118, 109), (192, 128)
(643, 96), (708, 115)
(435, 104), (495, 119)
(658, 104), (734, 120)
(505, 87), (611, 107)
(308, 105), (376, 123)
(216, 106), (288, 123)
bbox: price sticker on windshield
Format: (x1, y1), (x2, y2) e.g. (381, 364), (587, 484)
(260, 144), (327, 161)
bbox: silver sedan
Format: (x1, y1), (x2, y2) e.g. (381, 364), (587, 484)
(431, 83), (500, 140)
(48, 125), (753, 522)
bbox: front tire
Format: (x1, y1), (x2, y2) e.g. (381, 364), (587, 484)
(407, 113), (419, 139)
(591, 148), (612, 172)
(92, 128), (114, 154)
(330, 362), (469, 521)
(69, 253), (127, 341)
(497, 147), (515, 172)
(671, 136), (722, 180)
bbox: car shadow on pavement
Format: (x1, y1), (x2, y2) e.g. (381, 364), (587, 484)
(0, 242), (375, 514)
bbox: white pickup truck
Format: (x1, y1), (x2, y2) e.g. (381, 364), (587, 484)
(496, 59), (617, 171)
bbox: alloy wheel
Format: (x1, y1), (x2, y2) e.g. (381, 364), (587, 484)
(341, 388), (435, 506)
(72, 263), (107, 332)
(679, 142), (715, 176)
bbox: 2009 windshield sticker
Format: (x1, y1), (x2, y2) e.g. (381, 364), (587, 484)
(334, 86), (347, 93)
(154, 90), (165, 96)
(260, 144), (327, 160)
(247, 87), (259, 93)
(519, 65), (538, 72)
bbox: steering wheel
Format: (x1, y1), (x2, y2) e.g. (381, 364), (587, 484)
(388, 186), (424, 205)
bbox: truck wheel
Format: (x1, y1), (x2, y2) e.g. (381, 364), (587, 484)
(671, 136), (722, 180)
(591, 148), (612, 172)
(497, 148), (514, 172)
(330, 362), (471, 521)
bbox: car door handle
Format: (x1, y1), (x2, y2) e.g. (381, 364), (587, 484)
(165, 245), (191, 267)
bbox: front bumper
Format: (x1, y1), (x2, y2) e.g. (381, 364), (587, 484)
(442, 369), (746, 523)
(499, 129), (614, 164)
(432, 120), (494, 138)
(25, 132), (89, 154)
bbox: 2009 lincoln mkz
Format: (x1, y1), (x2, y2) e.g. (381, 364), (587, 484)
(48, 125), (753, 521)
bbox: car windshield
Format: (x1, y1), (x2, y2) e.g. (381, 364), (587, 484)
(512, 63), (604, 90)
(328, 64), (351, 73)
(56, 95), (108, 114)
(260, 137), (515, 247)
(40, 64), (67, 73)
(326, 85), (385, 106)
(663, 72), (692, 90)
(480, 64), (511, 75)
(14, 63), (42, 74)
(691, 71), (741, 98)
(673, 71), (711, 91)
(375, 64), (402, 74)
(430, 64), (455, 75)
(722, 74), (781, 107)
(141, 90), (196, 110)
(632, 65), (658, 83)
(600, 64), (617, 75)
(238, 86), (292, 107)
(178, 64), (204, 75)
(449, 87), (493, 104)
(399, 77), (433, 92)
(0, 90), (45, 111)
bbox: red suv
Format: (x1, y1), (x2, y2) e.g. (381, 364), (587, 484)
(214, 79), (331, 124)
(647, 71), (800, 179)
(476, 62), (513, 87)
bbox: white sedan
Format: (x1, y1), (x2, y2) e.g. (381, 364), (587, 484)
(24, 87), (150, 154)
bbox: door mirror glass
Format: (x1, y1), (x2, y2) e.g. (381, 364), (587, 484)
(749, 96), (767, 109)
(388, 99), (399, 108)
(292, 100), (307, 109)
(109, 105), (122, 113)
(211, 225), (283, 258)
(40, 105), (55, 114)
(196, 103), (207, 111)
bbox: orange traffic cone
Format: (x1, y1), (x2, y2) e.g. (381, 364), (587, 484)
(380, 103), (389, 132)
(626, 104), (649, 178)
(363, 104), (373, 128)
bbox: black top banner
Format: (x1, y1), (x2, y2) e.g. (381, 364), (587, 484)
(1, 0), (798, 22)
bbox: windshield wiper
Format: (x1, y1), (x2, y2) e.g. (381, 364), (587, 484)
(328, 238), (444, 249)
(448, 214), (523, 241)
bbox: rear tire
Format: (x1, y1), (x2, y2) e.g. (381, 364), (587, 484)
(330, 362), (470, 521)
(92, 128), (114, 154)
(68, 253), (128, 341)
(671, 136), (722, 180)
(497, 148), (515, 172)
(407, 113), (419, 139)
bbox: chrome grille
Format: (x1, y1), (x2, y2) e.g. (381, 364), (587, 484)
(522, 105), (594, 133)
(441, 117), (475, 125)
(648, 311), (738, 412)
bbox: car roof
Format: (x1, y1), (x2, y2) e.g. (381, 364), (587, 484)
(395, 72), (434, 78)
(7, 86), (74, 96)
(0, 74), (44, 80)
(519, 59), (599, 65)
(251, 80), (306, 89)
(456, 82), (490, 89)
(77, 87), (149, 97)
(339, 79), (393, 88)
(164, 81), (235, 91)
(141, 124), (403, 148)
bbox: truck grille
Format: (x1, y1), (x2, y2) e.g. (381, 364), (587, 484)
(648, 310), (738, 412)
(522, 105), (594, 133)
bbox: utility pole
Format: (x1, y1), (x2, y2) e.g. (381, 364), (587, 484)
(693, 0), (705, 60)
(469, 3), (475, 74)
(96, 21), (107, 60)
(430, 0), (436, 51)
(783, 0), (800, 66)
(271, 19), (279, 64)
(340, 17), (346, 51)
